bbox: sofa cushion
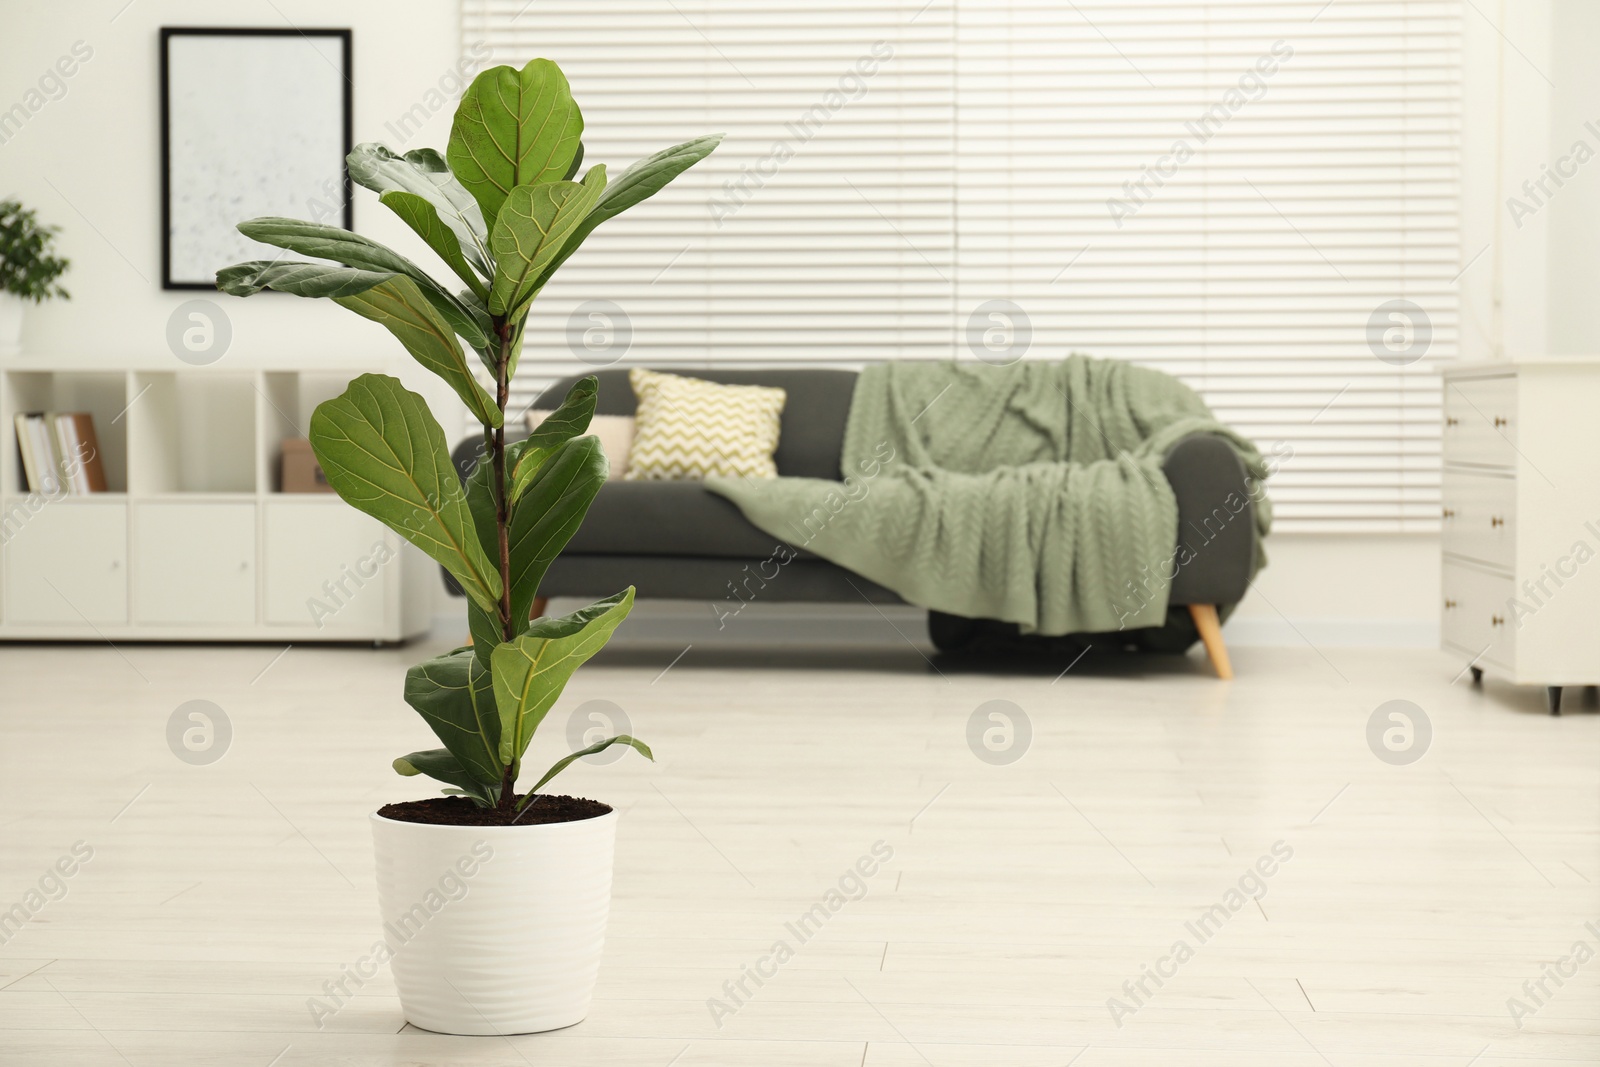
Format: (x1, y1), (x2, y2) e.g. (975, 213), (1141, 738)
(564, 479), (817, 559)
(534, 368), (858, 479)
(624, 368), (787, 480)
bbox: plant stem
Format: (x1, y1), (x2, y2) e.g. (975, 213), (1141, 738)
(498, 766), (516, 811)
(492, 318), (516, 810)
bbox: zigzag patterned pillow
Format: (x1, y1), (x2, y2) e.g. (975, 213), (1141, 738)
(625, 368), (786, 480)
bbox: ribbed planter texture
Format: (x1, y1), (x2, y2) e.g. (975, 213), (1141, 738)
(370, 808), (618, 1034)
(0, 293), (25, 355)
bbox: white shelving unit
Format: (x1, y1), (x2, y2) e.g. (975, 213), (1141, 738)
(0, 356), (433, 643)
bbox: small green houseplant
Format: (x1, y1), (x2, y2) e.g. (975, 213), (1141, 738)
(0, 200), (70, 352)
(219, 59), (719, 818)
(0, 200), (70, 303)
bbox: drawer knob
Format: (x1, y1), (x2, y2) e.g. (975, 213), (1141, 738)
(1445, 416), (1459, 427)
(1490, 516), (1504, 527)
(1444, 598), (1457, 609)
(1491, 614), (1505, 626)
(1442, 507), (1455, 519)
(1493, 416), (1508, 428)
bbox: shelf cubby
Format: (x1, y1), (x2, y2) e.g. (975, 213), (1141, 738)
(128, 372), (257, 494)
(0, 369), (131, 496)
(260, 370), (359, 493)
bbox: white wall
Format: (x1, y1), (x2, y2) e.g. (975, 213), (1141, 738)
(2, 1), (464, 366)
(1459, 0), (1600, 361)
(1223, 534), (1439, 648)
(1484, 0), (1555, 360)
(1544, 0), (1600, 355)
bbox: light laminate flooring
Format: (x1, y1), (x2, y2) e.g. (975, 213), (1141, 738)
(0, 630), (1596, 1065)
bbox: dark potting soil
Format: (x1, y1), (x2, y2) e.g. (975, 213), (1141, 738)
(377, 794), (612, 827)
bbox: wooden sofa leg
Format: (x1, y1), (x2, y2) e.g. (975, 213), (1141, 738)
(1187, 604), (1233, 680)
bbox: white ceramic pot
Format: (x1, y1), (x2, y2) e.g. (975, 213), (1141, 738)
(369, 807), (618, 1035)
(0, 292), (24, 355)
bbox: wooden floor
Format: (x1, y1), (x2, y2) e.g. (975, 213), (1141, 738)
(0, 631), (1596, 1065)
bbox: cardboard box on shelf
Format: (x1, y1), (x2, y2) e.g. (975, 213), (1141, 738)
(280, 438), (334, 493)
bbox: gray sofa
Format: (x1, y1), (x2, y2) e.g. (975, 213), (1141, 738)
(448, 367), (1256, 669)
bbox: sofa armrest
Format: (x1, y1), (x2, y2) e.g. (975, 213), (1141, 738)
(1160, 432), (1256, 606)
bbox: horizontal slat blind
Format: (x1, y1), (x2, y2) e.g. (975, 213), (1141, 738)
(463, 0), (1460, 531)
(461, 0), (956, 414)
(954, 0), (1459, 530)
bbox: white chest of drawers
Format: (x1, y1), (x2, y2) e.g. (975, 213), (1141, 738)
(1440, 359), (1600, 713)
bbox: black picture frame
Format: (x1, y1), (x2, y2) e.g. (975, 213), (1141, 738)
(159, 26), (353, 291)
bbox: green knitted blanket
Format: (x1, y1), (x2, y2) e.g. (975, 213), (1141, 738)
(705, 355), (1271, 635)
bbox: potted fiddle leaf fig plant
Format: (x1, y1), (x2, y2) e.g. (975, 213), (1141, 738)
(216, 58), (719, 1036)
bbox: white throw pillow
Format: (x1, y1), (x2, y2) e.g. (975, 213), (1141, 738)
(525, 409), (636, 480)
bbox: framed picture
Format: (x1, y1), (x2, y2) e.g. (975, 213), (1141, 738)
(160, 27), (352, 290)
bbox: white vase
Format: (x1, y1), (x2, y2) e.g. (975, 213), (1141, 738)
(0, 292), (24, 355)
(369, 807), (618, 1035)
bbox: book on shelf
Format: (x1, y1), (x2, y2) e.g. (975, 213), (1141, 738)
(71, 414), (108, 491)
(50, 414), (81, 495)
(12, 411), (108, 494)
(14, 413), (41, 494)
(14, 412), (58, 495)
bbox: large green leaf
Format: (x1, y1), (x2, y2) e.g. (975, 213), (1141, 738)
(464, 437), (526, 572)
(447, 60), (584, 228)
(380, 190), (487, 297)
(309, 374), (501, 612)
(217, 259), (393, 299)
(467, 434), (609, 644)
(488, 166), (607, 319)
(347, 143), (492, 275)
(464, 301), (508, 379)
(529, 134), (723, 293)
(329, 276), (500, 428)
(462, 422), (607, 667)
(236, 217), (490, 350)
(219, 261), (497, 420)
(510, 376), (598, 503)
(463, 435), (532, 665)
(490, 588), (635, 771)
(590, 134), (723, 227)
(468, 597), (510, 668)
(523, 735), (652, 804)
(506, 436), (608, 628)
(394, 747), (497, 806)
(503, 316), (529, 383)
(403, 649), (503, 792)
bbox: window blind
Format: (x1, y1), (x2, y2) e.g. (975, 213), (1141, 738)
(460, 0), (957, 407)
(461, 0), (1460, 532)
